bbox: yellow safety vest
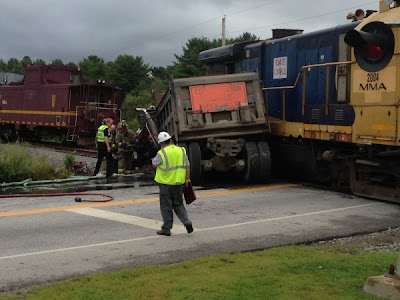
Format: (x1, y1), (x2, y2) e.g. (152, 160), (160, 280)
(155, 145), (188, 185)
(97, 125), (109, 143)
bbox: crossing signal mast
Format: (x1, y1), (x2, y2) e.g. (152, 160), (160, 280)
(344, 0), (397, 72)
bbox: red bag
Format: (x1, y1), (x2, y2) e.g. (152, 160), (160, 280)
(183, 181), (197, 205)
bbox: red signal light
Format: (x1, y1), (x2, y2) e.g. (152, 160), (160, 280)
(366, 44), (384, 60)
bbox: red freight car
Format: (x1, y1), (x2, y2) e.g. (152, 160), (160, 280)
(0, 65), (120, 145)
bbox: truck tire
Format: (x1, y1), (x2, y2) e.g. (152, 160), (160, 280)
(257, 141), (271, 183)
(244, 142), (259, 183)
(189, 142), (202, 185)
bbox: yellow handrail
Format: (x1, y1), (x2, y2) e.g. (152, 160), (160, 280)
(262, 61), (353, 118)
(262, 61), (352, 91)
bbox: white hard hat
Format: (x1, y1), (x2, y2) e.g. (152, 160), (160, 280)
(157, 131), (172, 143)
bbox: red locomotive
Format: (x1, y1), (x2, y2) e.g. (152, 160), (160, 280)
(0, 65), (120, 145)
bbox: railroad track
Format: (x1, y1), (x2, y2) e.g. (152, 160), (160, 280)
(52, 146), (97, 158)
(30, 142), (97, 158)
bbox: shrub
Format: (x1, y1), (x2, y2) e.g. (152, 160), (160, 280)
(31, 155), (69, 181)
(0, 144), (69, 183)
(0, 144), (32, 182)
(64, 153), (76, 170)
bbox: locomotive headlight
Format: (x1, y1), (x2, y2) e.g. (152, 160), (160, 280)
(345, 21), (394, 72)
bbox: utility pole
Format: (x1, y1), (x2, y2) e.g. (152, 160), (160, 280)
(222, 15), (226, 46)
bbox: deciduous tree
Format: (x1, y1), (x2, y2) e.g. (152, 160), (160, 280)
(106, 55), (149, 94)
(32, 58), (46, 65)
(51, 59), (64, 65)
(78, 55), (106, 82)
(7, 58), (24, 74)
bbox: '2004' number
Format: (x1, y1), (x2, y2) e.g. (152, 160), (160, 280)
(367, 72), (379, 82)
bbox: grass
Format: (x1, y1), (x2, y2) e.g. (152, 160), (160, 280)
(0, 143), (69, 183)
(0, 246), (395, 300)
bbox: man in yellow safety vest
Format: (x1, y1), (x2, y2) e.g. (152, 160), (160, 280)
(93, 118), (113, 177)
(152, 131), (193, 236)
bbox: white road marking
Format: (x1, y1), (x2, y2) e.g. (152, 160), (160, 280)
(0, 202), (385, 261)
(200, 202), (383, 231)
(67, 207), (187, 234)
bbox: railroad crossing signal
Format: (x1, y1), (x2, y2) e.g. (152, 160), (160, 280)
(344, 21), (395, 72)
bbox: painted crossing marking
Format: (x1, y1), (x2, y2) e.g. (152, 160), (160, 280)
(199, 202), (383, 231)
(0, 202), (385, 261)
(0, 183), (299, 218)
(68, 207), (186, 234)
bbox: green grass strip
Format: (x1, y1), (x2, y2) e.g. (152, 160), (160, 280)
(1, 246), (395, 300)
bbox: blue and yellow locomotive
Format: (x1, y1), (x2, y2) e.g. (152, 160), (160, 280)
(199, 0), (400, 203)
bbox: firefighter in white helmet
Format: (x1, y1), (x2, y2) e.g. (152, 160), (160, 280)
(152, 131), (193, 236)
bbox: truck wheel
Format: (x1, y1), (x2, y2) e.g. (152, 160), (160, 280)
(257, 141), (271, 183)
(189, 142), (202, 185)
(244, 142), (259, 183)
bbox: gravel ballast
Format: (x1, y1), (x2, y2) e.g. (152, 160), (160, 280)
(313, 227), (400, 254)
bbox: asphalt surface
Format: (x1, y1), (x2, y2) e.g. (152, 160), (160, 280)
(1, 181), (400, 292)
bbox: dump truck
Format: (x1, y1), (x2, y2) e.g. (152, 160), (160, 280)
(142, 72), (271, 185)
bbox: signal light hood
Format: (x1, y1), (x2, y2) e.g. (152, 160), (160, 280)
(344, 28), (385, 48)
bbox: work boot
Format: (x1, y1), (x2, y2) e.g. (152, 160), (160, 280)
(157, 230), (171, 236)
(185, 224), (194, 234)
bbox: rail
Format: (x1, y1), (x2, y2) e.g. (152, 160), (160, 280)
(262, 61), (353, 120)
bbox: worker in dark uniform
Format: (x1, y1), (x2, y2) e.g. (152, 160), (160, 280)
(116, 120), (135, 174)
(93, 118), (113, 177)
(152, 131), (193, 236)
(109, 124), (118, 174)
(100, 124), (118, 175)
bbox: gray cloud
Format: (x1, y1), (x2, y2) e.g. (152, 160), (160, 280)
(0, 0), (379, 66)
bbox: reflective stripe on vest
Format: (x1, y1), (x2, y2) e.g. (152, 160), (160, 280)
(155, 145), (188, 185)
(97, 125), (108, 143)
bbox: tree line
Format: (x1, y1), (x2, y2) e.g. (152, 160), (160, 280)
(0, 33), (258, 128)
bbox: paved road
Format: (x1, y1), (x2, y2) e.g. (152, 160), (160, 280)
(1, 182), (400, 291)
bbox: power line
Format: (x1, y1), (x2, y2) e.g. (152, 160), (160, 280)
(226, 0), (281, 16)
(115, 0), (281, 57)
(224, 1), (377, 35)
(150, 1), (377, 65)
(120, 1), (378, 66)
(160, 0), (280, 41)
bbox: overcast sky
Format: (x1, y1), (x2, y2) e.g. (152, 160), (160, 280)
(0, 0), (379, 67)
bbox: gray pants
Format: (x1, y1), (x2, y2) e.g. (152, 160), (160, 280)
(159, 184), (192, 231)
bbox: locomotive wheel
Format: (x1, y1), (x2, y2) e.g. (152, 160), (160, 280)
(188, 142), (202, 185)
(257, 141), (271, 183)
(244, 142), (260, 183)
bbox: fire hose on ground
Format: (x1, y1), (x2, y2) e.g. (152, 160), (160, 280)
(0, 192), (114, 202)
